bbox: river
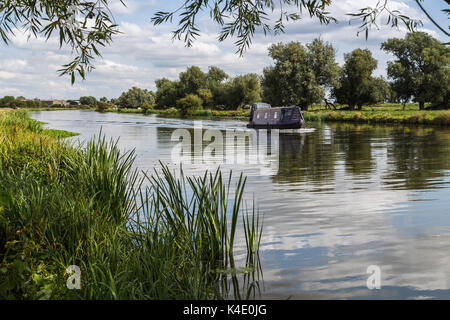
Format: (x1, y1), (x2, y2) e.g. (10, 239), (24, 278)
(31, 110), (450, 300)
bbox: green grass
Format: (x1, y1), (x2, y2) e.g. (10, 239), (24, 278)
(107, 103), (450, 125)
(0, 110), (262, 300)
(105, 107), (249, 119)
(41, 129), (79, 138)
(303, 106), (450, 126)
(24, 101), (450, 126)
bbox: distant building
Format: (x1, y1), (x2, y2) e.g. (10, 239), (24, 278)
(67, 100), (81, 106)
(42, 100), (70, 107)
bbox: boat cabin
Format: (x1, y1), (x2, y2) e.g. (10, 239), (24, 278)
(247, 103), (305, 129)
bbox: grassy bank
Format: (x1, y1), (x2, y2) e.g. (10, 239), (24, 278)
(104, 103), (450, 126)
(14, 102), (450, 126)
(0, 110), (262, 299)
(303, 104), (450, 126)
(104, 107), (249, 119)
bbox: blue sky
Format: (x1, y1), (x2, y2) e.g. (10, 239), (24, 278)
(0, 0), (447, 100)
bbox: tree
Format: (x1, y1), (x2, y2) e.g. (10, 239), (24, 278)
(369, 77), (391, 105)
(1, 1), (429, 82)
(0, 96), (16, 108)
(206, 66), (229, 84)
(381, 32), (450, 110)
(178, 66), (207, 96)
(226, 74), (261, 109)
(332, 49), (379, 110)
(306, 38), (340, 89)
(80, 96), (98, 106)
(155, 78), (181, 109)
(176, 94), (203, 115)
(116, 87), (156, 109)
(262, 40), (339, 110)
(206, 66), (229, 106)
(197, 89), (214, 108)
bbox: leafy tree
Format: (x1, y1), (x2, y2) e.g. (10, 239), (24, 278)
(0, 96), (16, 108)
(206, 66), (229, 106)
(332, 49), (379, 110)
(179, 66), (207, 96)
(100, 97), (108, 103)
(262, 40), (338, 110)
(0, 1), (429, 82)
(306, 38), (340, 89)
(116, 87), (155, 109)
(176, 94), (203, 115)
(80, 96), (98, 106)
(155, 78), (181, 109)
(227, 74), (261, 108)
(381, 32), (450, 109)
(369, 77), (391, 105)
(206, 66), (229, 84)
(197, 89), (214, 108)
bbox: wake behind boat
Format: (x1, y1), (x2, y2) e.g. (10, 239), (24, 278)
(247, 102), (305, 129)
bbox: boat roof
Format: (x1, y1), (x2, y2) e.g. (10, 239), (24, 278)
(251, 102), (271, 109)
(253, 105), (300, 111)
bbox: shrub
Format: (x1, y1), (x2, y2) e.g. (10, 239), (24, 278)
(165, 107), (179, 115)
(141, 103), (153, 114)
(96, 102), (110, 112)
(193, 109), (213, 117)
(176, 94), (203, 115)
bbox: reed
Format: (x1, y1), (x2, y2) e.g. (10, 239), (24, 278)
(0, 110), (262, 300)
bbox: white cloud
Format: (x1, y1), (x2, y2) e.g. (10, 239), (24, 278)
(0, 0), (444, 99)
(110, 0), (141, 15)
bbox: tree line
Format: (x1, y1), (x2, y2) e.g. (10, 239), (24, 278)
(111, 32), (448, 113)
(262, 32), (448, 111)
(1, 32), (448, 113)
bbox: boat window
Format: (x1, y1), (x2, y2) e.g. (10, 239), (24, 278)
(256, 113), (260, 119)
(264, 112), (268, 119)
(274, 112), (278, 119)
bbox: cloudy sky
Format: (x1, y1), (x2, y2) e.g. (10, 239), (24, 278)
(0, 0), (447, 100)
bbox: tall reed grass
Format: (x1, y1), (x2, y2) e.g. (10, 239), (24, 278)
(0, 110), (262, 299)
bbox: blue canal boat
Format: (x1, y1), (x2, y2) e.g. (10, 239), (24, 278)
(247, 102), (305, 129)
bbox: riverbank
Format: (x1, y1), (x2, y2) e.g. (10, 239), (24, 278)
(7, 103), (450, 127)
(0, 110), (261, 299)
(105, 107), (249, 119)
(303, 109), (450, 126)
(113, 104), (450, 126)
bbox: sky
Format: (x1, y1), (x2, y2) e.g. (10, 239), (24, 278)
(0, 0), (448, 100)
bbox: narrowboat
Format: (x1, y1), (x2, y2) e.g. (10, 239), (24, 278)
(247, 102), (305, 129)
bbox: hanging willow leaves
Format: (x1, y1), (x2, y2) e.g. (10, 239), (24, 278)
(2, 0), (446, 83)
(0, 0), (121, 83)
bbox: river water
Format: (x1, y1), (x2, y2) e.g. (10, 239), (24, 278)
(31, 110), (450, 300)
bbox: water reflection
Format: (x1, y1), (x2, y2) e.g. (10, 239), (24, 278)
(30, 110), (450, 299)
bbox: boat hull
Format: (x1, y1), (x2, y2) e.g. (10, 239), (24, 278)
(247, 105), (305, 130)
(246, 122), (303, 129)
